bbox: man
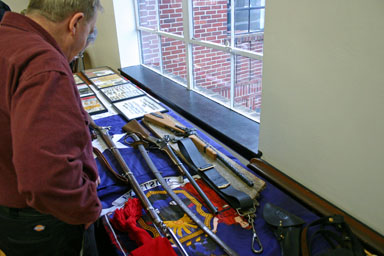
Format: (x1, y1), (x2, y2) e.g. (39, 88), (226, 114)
(0, 1), (103, 255)
(0, 1), (10, 21)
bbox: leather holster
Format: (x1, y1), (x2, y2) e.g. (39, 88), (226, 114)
(263, 203), (305, 256)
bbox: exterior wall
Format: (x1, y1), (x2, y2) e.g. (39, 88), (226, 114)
(138, 0), (263, 112)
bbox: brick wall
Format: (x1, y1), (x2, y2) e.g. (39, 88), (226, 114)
(139, 0), (263, 112)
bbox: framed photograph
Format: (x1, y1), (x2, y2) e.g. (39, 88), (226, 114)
(77, 84), (95, 98)
(90, 74), (128, 89)
(82, 66), (116, 79)
(73, 74), (85, 85)
(80, 95), (108, 115)
(113, 95), (167, 120)
(100, 83), (145, 103)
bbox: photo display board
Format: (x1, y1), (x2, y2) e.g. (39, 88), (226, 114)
(80, 95), (108, 115)
(77, 84), (95, 98)
(114, 95), (167, 120)
(90, 74), (128, 89)
(73, 74), (85, 85)
(100, 83), (145, 103)
(82, 66), (116, 79)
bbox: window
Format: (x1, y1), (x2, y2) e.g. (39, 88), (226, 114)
(227, 0), (266, 34)
(135, 0), (265, 122)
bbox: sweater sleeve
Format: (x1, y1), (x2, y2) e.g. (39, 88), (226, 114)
(10, 70), (101, 225)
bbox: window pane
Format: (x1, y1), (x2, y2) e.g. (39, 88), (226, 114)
(140, 31), (161, 71)
(250, 8), (265, 31)
(235, 0), (249, 8)
(161, 37), (187, 84)
(138, 0), (157, 29)
(234, 55), (262, 121)
(235, 10), (249, 33)
(193, 45), (231, 107)
(159, 0), (183, 35)
(192, 0), (228, 45)
(250, 0), (265, 7)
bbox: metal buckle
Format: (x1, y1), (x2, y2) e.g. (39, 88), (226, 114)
(217, 183), (230, 189)
(198, 164), (214, 172)
(236, 204), (257, 217)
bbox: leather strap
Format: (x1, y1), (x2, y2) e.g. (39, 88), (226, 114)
(93, 147), (130, 185)
(301, 215), (365, 256)
(177, 138), (254, 210)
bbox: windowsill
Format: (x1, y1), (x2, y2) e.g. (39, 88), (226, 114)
(119, 65), (261, 160)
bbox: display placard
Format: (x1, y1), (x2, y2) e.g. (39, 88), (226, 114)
(113, 95), (167, 120)
(90, 74), (128, 89)
(82, 66), (116, 79)
(100, 83), (145, 103)
(73, 74), (85, 85)
(80, 95), (108, 115)
(77, 84), (95, 98)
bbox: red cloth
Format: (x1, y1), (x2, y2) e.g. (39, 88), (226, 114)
(111, 198), (177, 256)
(130, 237), (177, 256)
(0, 12), (101, 225)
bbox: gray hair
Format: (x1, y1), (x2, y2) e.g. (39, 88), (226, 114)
(26, 0), (102, 22)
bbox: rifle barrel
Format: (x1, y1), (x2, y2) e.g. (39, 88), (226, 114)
(90, 122), (189, 256)
(130, 133), (239, 256)
(123, 120), (218, 214)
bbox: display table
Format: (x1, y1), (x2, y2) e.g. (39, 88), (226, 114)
(74, 69), (368, 256)
(90, 107), (324, 256)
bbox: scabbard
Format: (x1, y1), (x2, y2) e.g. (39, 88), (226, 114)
(130, 133), (239, 256)
(162, 144), (218, 214)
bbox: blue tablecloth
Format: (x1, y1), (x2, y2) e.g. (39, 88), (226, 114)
(93, 108), (324, 256)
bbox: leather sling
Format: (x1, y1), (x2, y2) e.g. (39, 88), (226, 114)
(93, 147), (130, 185)
(301, 215), (365, 256)
(177, 137), (254, 211)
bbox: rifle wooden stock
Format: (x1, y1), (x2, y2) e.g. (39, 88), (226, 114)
(123, 120), (218, 214)
(89, 119), (189, 256)
(144, 112), (217, 159)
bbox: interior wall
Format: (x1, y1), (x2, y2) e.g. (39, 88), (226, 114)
(84, 0), (121, 71)
(6, 0), (28, 12)
(259, 0), (384, 235)
(85, 0), (140, 71)
(6, 0), (140, 71)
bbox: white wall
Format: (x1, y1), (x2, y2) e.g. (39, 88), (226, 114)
(6, 0), (28, 12)
(112, 0), (140, 68)
(85, 0), (139, 70)
(259, 0), (384, 235)
(6, 0), (140, 71)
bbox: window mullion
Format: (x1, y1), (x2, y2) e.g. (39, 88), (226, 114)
(230, 0), (235, 109)
(182, 0), (193, 90)
(133, 1), (143, 64)
(154, 0), (163, 74)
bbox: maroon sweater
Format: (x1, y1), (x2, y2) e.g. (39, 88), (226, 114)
(0, 12), (101, 225)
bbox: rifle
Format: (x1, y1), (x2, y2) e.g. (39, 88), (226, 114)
(143, 112), (254, 187)
(89, 118), (189, 256)
(123, 119), (218, 214)
(126, 131), (240, 256)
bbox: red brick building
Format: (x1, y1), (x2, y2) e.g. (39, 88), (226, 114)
(139, 0), (263, 114)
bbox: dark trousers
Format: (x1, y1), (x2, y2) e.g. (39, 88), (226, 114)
(0, 206), (98, 256)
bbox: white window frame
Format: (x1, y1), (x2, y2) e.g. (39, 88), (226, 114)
(133, 0), (263, 121)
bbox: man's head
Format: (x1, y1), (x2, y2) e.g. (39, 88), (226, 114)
(25, 0), (102, 62)
(26, 0), (102, 23)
